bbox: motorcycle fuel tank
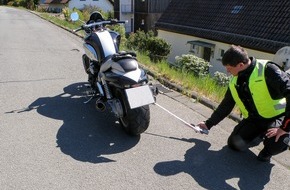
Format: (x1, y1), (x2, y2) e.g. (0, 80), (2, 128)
(85, 30), (117, 62)
(83, 43), (98, 61)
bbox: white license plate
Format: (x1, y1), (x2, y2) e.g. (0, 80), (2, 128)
(125, 85), (155, 109)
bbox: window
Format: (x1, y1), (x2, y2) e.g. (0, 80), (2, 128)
(189, 45), (195, 53)
(187, 40), (215, 55)
(216, 49), (225, 61)
(220, 49), (225, 57)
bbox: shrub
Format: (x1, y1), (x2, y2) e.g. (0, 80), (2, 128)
(213, 71), (231, 86)
(147, 37), (171, 62)
(106, 10), (114, 19)
(147, 37), (171, 56)
(36, 5), (48, 12)
(7, 1), (16, 6)
(82, 5), (101, 21)
(26, 0), (36, 10)
(8, 0), (25, 7)
(126, 30), (154, 52)
(62, 7), (71, 21)
(175, 54), (211, 77)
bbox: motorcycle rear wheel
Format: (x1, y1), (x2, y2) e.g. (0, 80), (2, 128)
(115, 89), (150, 136)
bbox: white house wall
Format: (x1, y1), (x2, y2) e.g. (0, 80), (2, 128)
(119, 0), (134, 33)
(68, 0), (113, 12)
(120, 14), (133, 33)
(158, 30), (275, 75)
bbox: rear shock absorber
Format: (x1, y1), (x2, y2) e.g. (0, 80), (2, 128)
(102, 78), (112, 99)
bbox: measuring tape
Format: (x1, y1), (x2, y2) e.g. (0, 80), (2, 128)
(154, 103), (209, 134)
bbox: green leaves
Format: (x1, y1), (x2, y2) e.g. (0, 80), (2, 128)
(146, 37), (171, 56)
(175, 54), (211, 77)
(213, 71), (231, 86)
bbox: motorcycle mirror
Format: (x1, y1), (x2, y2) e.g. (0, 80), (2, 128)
(70, 12), (79, 22)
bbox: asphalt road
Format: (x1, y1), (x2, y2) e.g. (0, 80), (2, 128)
(0, 7), (290, 190)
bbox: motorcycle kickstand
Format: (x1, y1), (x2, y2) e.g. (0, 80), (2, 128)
(83, 88), (99, 104)
(84, 96), (94, 104)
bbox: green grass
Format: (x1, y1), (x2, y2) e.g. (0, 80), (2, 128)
(39, 13), (74, 28)
(38, 12), (86, 36)
(135, 52), (227, 103)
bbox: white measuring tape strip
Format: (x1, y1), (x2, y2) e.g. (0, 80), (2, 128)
(154, 103), (209, 134)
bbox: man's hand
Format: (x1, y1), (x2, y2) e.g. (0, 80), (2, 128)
(266, 128), (287, 142)
(197, 122), (209, 130)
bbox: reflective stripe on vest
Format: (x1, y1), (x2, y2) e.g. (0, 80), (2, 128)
(229, 60), (286, 118)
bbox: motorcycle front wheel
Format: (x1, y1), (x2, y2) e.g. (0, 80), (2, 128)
(115, 89), (150, 136)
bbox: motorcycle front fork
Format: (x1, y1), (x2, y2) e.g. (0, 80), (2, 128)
(82, 54), (90, 74)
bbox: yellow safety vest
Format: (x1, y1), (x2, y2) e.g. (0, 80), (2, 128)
(229, 60), (286, 118)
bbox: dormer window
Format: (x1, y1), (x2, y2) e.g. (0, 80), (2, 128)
(231, 6), (243, 14)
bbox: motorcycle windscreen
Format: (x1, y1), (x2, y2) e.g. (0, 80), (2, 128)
(125, 85), (155, 109)
(97, 31), (117, 57)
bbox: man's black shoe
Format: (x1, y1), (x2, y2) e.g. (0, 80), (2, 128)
(257, 148), (272, 162)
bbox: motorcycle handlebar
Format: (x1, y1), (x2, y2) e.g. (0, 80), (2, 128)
(73, 20), (127, 33)
(73, 27), (83, 33)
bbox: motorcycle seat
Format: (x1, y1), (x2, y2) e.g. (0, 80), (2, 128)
(116, 58), (138, 72)
(100, 55), (138, 73)
(111, 52), (138, 72)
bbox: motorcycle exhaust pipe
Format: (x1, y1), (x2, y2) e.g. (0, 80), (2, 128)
(96, 99), (106, 112)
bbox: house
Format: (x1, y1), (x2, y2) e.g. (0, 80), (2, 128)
(44, 0), (114, 13)
(68, 0), (114, 12)
(155, 0), (290, 74)
(114, 0), (172, 33)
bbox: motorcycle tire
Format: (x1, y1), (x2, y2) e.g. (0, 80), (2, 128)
(115, 89), (150, 136)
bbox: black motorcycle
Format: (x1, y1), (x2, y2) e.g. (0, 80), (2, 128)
(71, 12), (157, 136)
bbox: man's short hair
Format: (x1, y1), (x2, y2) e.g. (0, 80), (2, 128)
(222, 45), (249, 66)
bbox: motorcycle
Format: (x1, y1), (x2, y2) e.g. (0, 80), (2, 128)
(70, 12), (157, 136)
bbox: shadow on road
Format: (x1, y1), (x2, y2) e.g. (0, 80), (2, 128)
(154, 138), (274, 190)
(9, 82), (140, 163)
